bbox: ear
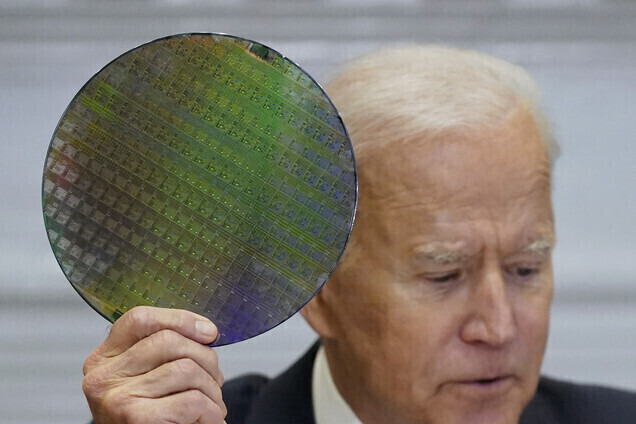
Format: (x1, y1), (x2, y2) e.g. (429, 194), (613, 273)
(301, 280), (338, 339)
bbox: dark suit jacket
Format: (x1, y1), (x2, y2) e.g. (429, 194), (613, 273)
(223, 342), (636, 424)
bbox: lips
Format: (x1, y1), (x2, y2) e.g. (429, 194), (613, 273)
(454, 375), (515, 395)
(466, 376), (510, 385)
(466, 376), (508, 384)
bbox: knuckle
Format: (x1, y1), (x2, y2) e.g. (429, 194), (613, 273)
(211, 398), (227, 421)
(217, 366), (225, 387)
(175, 309), (190, 330)
(126, 306), (152, 329)
(82, 349), (100, 376)
(189, 389), (208, 406)
(207, 347), (219, 364)
(208, 378), (222, 398)
(209, 350), (224, 386)
(174, 357), (200, 377)
(143, 329), (188, 365)
(82, 368), (107, 398)
(82, 360), (91, 377)
(178, 390), (208, 415)
(100, 388), (123, 412)
(215, 387), (227, 417)
(174, 390), (224, 423)
(151, 328), (180, 348)
(202, 385), (226, 420)
(81, 373), (97, 398)
(100, 387), (133, 421)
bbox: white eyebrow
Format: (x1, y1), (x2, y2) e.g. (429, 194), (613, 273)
(411, 236), (555, 265)
(410, 244), (472, 264)
(519, 237), (555, 256)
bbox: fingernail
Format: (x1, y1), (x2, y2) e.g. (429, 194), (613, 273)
(195, 320), (217, 339)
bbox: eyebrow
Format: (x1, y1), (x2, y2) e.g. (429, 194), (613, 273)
(518, 237), (555, 257)
(410, 244), (473, 265)
(410, 236), (556, 265)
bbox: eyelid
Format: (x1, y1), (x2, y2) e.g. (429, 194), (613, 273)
(508, 264), (539, 272)
(503, 249), (549, 266)
(420, 270), (462, 283)
(504, 258), (543, 266)
(504, 262), (542, 279)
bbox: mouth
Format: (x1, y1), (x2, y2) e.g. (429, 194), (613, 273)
(468, 376), (509, 386)
(454, 375), (515, 395)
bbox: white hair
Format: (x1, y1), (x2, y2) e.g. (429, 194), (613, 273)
(324, 45), (559, 167)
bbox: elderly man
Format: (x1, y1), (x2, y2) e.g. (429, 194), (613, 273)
(81, 46), (635, 424)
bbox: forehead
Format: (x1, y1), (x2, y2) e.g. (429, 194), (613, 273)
(360, 108), (550, 204)
(354, 109), (554, 250)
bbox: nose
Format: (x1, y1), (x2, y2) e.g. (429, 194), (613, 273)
(459, 267), (517, 347)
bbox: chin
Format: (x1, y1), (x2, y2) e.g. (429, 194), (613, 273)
(450, 402), (524, 424)
(467, 410), (520, 424)
(422, 396), (525, 424)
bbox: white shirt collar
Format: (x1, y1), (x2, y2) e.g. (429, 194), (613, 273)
(312, 345), (363, 424)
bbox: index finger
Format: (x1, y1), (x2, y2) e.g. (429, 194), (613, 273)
(99, 306), (219, 357)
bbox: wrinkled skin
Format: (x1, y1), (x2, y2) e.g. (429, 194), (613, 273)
(302, 107), (555, 424)
(82, 306), (227, 424)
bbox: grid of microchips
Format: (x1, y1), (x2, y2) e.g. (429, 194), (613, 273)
(42, 34), (356, 345)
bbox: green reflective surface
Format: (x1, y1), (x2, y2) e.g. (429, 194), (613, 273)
(42, 33), (356, 345)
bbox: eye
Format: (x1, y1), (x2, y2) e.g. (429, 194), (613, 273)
(427, 271), (461, 283)
(506, 264), (541, 280)
(516, 267), (536, 277)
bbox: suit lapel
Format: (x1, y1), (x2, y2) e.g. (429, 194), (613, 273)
(244, 342), (319, 424)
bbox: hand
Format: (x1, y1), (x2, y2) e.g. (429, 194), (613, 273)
(82, 306), (227, 424)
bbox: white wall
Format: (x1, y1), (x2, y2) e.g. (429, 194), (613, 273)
(1, 1), (635, 423)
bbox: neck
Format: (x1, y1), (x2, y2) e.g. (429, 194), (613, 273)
(322, 340), (412, 424)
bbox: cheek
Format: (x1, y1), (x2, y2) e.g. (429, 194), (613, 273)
(511, 270), (553, 349)
(336, 257), (461, 357)
(328, 278), (389, 349)
(331, 253), (396, 339)
(513, 293), (552, 361)
(367, 295), (456, 381)
(329, 251), (459, 397)
(334, 279), (440, 359)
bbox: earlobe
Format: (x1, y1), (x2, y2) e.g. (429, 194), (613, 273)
(301, 285), (337, 339)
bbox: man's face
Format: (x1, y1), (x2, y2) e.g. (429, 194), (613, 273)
(308, 109), (555, 424)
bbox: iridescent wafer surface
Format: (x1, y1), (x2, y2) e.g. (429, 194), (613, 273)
(42, 33), (356, 345)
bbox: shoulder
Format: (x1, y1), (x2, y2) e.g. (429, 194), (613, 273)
(521, 375), (636, 424)
(221, 342), (319, 424)
(222, 373), (271, 424)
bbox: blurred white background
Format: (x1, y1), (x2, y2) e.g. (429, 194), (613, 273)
(0, 1), (635, 423)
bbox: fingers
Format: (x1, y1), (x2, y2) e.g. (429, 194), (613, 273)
(156, 390), (226, 424)
(94, 389), (226, 424)
(84, 349), (227, 424)
(82, 306), (227, 424)
(98, 306), (219, 358)
(97, 329), (224, 386)
(113, 358), (226, 416)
